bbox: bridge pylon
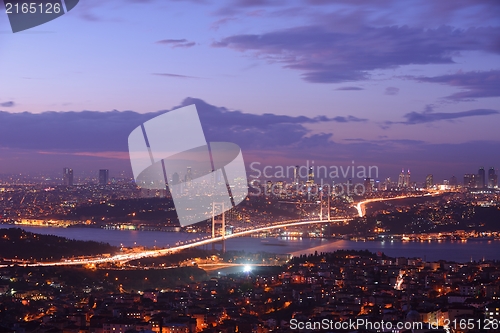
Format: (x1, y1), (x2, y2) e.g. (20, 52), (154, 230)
(211, 202), (226, 253)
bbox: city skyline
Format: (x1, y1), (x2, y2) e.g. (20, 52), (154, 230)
(21, 163), (497, 189)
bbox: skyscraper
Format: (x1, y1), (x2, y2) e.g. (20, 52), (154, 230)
(63, 168), (74, 186)
(463, 174), (471, 187)
(405, 170), (411, 188)
(464, 174), (476, 188)
(449, 175), (457, 188)
(308, 167), (314, 184)
(293, 165), (299, 185)
(364, 178), (372, 193)
(488, 167), (498, 188)
(477, 167), (485, 188)
(384, 177), (391, 191)
(398, 169), (405, 188)
(425, 174), (433, 189)
(99, 169), (109, 185)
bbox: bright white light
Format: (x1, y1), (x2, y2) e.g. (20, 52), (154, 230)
(243, 265), (252, 273)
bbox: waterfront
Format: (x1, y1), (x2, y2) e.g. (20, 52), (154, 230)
(1, 224), (500, 262)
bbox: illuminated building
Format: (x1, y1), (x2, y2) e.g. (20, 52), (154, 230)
(398, 169), (410, 188)
(477, 167), (486, 188)
(485, 301), (500, 321)
(488, 167), (498, 188)
(307, 167), (314, 184)
(266, 180), (272, 194)
(425, 174), (433, 189)
(99, 169), (109, 185)
(398, 169), (405, 188)
(463, 174), (476, 188)
(276, 181), (284, 193)
(293, 165), (299, 185)
(63, 168), (74, 186)
(364, 178), (372, 193)
(384, 177), (391, 191)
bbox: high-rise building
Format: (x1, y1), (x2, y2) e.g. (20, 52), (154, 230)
(464, 174), (476, 188)
(99, 169), (109, 185)
(384, 177), (391, 191)
(276, 181), (284, 192)
(488, 167), (498, 188)
(463, 174), (470, 187)
(63, 168), (74, 186)
(425, 174), (433, 189)
(449, 175), (457, 188)
(405, 170), (411, 188)
(308, 167), (314, 184)
(266, 180), (273, 194)
(398, 169), (411, 188)
(364, 178), (372, 193)
(293, 165), (299, 185)
(186, 167), (193, 182)
(398, 169), (405, 188)
(477, 167), (485, 188)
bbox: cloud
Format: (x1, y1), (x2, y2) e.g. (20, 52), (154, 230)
(178, 98), (364, 150)
(152, 73), (202, 79)
(235, 0), (278, 7)
(331, 115), (367, 122)
(402, 108), (499, 125)
(0, 98), (363, 154)
(385, 87), (399, 95)
(213, 0), (287, 16)
(213, 25), (500, 83)
(0, 110), (150, 152)
(0, 101), (15, 107)
(79, 12), (103, 22)
(410, 70), (500, 101)
(335, 86), (364, 91)
(211, 17), (237, 30)
(155, 39), (196, 48)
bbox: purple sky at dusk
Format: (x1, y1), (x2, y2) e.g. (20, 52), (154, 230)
(0, 0), (499, 183)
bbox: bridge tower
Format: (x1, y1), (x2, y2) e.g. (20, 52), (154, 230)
(327, 193), (331, 221)
(319, 189), (323, 221)
(211, 202), (226, 253)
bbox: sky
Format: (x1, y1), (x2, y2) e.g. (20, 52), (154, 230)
(0, 0), (499, 183)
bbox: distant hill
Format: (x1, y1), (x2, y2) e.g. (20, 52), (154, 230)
(0, 228), (118, 262)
